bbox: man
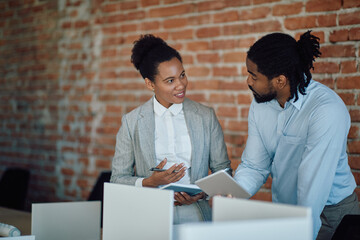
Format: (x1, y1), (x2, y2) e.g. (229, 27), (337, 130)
(234, 31), (359, 240)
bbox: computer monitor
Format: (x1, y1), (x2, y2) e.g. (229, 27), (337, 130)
(102, 183), (173, 240)
(31, 201), (101, 240)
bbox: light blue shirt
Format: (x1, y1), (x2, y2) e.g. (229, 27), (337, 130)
(234, 80), (356, 239)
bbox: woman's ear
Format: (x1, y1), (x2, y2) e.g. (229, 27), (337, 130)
(145, 78), (155, 91)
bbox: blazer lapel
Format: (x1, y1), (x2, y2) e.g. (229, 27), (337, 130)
(137, 98), (156, 169)
(183, 99), (204, 182)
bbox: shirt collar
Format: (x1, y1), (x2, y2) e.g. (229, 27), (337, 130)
(153, 96), (183, 117)
(288, 91), (304, 110)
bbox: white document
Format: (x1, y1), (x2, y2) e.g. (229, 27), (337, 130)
(102, 183), (173, 240)
(195, 169), (251, 198)
(31, 201), (101, 240)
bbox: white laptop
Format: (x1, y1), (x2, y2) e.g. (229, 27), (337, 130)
(31, 201), (101, 240)
(175, 197), (312, 240)
(213, 196), (311, 222)
(102, 183), (173, 240)
(176, 217), (311, 240)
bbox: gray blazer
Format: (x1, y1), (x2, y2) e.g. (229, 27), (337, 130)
(111, 97), (231, 221)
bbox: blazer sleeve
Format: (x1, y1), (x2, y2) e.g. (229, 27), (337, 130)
(208, 108), (231, 173)
(110, 114), (138, 185)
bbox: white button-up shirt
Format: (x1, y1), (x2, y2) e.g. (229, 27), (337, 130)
(136, 97), (192, 186)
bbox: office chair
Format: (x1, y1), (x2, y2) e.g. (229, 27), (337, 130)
(0, 167), (30, 211)
(88, 171), (111, 227)
(331, 214), (360, 240)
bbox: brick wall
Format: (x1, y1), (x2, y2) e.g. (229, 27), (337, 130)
(0, 0), (359, 208)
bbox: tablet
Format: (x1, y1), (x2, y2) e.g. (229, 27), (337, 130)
(195, 170), (251, 199)
(160, 183), (202, 196)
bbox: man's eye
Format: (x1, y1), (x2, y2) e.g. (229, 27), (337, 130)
(168, 79), (173, 83)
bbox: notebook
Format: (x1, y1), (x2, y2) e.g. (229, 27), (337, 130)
(195, 169), (251, 198)
(102, 183), (173, 240)
(31, 201), (101, 240)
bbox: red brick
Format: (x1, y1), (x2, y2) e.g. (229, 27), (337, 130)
(188, 14), (211, 25)
(273, 2), (303, 16)
(237, 94), (253, 104)
(227, 120), (248, 132)
(337, 76), (360, 89)
(219, 81), (248, 91)
(223, 51), (246, 63)
(353, 172), (360, 185)
(212, 39), (237, 50)
(61, 168), (75, 176)
(213, 10), (239, 23)
(305, 0), (341, 12)
(163, 18), (188, 29)
(348, 156), (360, 170)
(119, 23), (137, 33)
(141, 0), (160, 7)
(330, 29), (349, 42)
(251, 20), (282, 33)
(312, 62), (339, 73)
(317, 14), (337, 27)
(209, 93), (236, 104)
(171, 29), (193, 40)
(213, 66), (238, 77)
(338, 93), (355, 105)
(149, 4), (194, 18)
(187, 66), (210, 77)
(350, 110), (360, 122)
(341, 61), (357, 74)
(253, 0), (280, 4)
(186, 41), (209, 51)
(239, 7), (271, 20)
(217, 106), (238, 118)
(343, 0), (360, 8)
(198, 1), (226, 12)
(348, 141), (360, 154)
(95, 159), (111, 169)
(320, 45), (356, 58)
(196, 27), (221, 38)
(285, 16), (317, 30)
(188, 80), (219, 90)
(197, 53), (220, 63)
(348, 125), (359, 139)
(106, 105), (123, 113)
(339, 11), (360, 25)
(349, 28), (360, 40)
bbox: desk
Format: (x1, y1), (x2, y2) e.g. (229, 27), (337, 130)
(0, 207), (31, 236)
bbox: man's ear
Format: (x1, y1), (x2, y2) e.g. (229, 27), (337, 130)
(145, 78), (155, 91)
(276, 75), (287, 89)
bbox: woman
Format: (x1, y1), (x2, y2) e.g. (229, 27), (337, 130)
(110, 34), (231, 224)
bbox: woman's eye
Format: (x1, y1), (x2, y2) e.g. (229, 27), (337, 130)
(181, 72), (186, 78)
(168, 79), (173, 83)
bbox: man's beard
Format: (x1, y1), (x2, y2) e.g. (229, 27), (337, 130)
(249, 85), (277, 103)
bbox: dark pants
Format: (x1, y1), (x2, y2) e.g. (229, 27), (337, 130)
(316, 191), (360, 240)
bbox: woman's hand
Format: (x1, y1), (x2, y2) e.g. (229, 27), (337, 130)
(143, 158), (186, 187)
(174, 192), (205, 206)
